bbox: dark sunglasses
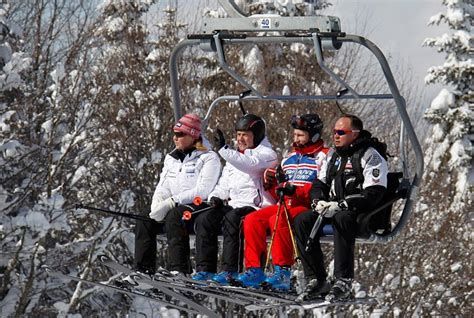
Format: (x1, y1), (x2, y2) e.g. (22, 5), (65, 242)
(290, 115), (307, 129)
(333, 129), (360, 136)
(173, 131), (186, 138)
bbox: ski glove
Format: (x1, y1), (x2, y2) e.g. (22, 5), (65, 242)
(315, 200), (348, 218)
(213, 129), (226, 150)
(209, 196), (224, 208)
(276, 183), (296, 198)
(263, 165), (287, 190)
(263, 168), (277, 190)
(149, 197), (176, 222)
(275, 164), (287, 183)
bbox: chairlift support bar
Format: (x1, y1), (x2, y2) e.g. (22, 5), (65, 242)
(202, 15), (341, 33)
(168, 15), (424, 244)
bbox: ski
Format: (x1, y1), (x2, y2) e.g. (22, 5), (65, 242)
(130, 272), (252, 306)
(97, 255), (218, 317)
(98, 255), (295, 306)
(44, 266), (201, 316)
(95, 255), (379, 313)
(98, 255), (261, 306)
(155, 267), (297, 304)
(245, 296), (378, 311)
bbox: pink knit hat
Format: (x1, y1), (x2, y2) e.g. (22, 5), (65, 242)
(173, 113), (202, 139)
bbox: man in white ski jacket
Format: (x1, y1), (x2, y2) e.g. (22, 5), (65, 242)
(133, 114), (221, 275)
(191, 114), (278, 284)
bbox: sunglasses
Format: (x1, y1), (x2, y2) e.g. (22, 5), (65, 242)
(173, 131), (186, 138)
(333, 129), (360, 136)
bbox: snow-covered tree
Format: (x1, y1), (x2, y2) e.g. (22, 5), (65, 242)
(363, 1), (473, 316)
(236, 0), (331, 16)
(423, 0), (473, 207)
(0, 1), (124, 316)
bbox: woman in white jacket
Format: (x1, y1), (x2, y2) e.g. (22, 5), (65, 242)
(134, 114), (221, 275)
(190, 114), (278, 284)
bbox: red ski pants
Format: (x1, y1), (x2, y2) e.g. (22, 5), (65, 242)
(243, 203), (307, 268)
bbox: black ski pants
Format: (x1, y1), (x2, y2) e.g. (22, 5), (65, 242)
(332, 209), (360, 279)
(293, 210), (327, 281)
(165, 203), (224, 274)
(294, 208), (362, 280)
(221, 206), (255, 273)
(134, 203), (224, 274)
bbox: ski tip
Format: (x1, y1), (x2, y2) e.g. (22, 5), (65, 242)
(245, 304), (263, 311)
(300, 300), (330, 309)
(41, 265), (52, 273)
(97, 254), (110, 263)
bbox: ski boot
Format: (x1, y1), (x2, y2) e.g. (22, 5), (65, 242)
(233, 268), (266, 288)
(260, 265), (291, 291)
(325, 278), (353, 302)
(211, 271), (238, 285)
(295, 278), (331, 302)
(191, 271), (215, 281)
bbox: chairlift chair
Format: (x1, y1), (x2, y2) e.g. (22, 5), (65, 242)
(167, 0), (424, 244)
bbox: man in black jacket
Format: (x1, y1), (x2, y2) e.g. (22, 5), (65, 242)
(294, 114), (388, 302)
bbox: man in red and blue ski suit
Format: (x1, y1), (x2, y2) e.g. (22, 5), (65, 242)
(235, 114), (329, 290)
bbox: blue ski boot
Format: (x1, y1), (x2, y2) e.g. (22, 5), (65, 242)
(262, 265), (291, 291)
(234, 268), (266, 288)
(191, 271), (215, 281)
(211, 271), (238, 285)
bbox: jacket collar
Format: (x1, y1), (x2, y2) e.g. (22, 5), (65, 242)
(169, 147), (197, 162)
(291, 139), (325, 155)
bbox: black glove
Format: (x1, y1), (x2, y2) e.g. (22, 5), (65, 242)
(276, 183), (296, 198)
(209, 196), (224, 208)
(275, 164), (287, 184)
(213, 129), (226, 150)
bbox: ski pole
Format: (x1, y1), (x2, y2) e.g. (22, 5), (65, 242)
(76, 204), (155, 223)
(264, 192), (284, 270)
(181, 196), (226, 221)
(182, 206), (215, 221)
(304, 210), (326, 252)
(281, 200), (300, 261)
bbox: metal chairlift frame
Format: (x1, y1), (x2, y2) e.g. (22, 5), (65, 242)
(167, 2), (424, 244)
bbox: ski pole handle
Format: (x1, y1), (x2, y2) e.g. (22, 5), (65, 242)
(193, 196), (230, 207)
(193, 197), (203, 206)
(182, 210), (193, 221)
